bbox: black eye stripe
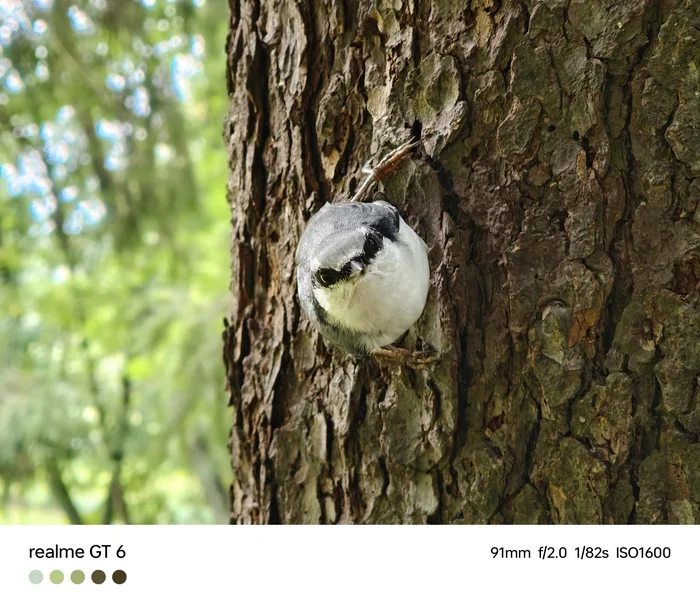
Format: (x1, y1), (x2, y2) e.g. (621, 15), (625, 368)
(371, 205), (400, 241)
(361, 230), (383, 263)
(314, 229), (384, 288)
(316, 263), (353, 287)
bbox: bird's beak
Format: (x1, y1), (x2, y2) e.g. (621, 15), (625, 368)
(350, 260), (364, 275)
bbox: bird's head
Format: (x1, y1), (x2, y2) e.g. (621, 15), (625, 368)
(310, 226), (384, 291)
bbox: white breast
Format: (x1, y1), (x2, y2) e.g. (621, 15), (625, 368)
(313, 217), (430, 349)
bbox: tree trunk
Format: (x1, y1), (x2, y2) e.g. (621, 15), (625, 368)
(223, 0), (700, 524)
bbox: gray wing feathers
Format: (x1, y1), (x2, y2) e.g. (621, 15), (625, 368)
(295, 201), (399, 267)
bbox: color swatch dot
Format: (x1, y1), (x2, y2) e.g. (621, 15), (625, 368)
(50, 570), (64, 584)
(29, 570), (43, 584)
(91, 570), (106, 584)
(112, 570), (127, 584)
(71, 570), (85, 584)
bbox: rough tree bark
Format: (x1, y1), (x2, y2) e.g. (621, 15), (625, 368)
(223, 0), (700, 524)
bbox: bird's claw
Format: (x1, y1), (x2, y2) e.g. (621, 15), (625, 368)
(371, 139), (423, 181)
(351, 137), (422, 203)
(371, 345), (439, 369)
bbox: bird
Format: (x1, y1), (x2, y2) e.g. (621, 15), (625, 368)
(295, 139), (436, 368)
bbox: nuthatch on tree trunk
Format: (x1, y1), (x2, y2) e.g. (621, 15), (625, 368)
(295, 139), (436, 368)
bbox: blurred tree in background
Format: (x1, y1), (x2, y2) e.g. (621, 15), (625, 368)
(0, 0), (231, 524)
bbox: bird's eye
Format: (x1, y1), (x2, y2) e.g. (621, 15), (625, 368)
(316, 269), (340, 287)
(366, 236), (377, 250)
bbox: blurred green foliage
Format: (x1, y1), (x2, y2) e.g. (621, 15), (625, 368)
(0, 0), (231, 523)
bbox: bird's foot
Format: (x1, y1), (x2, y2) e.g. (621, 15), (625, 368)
(371, 345), (439, 369)
(362, 138), (423, 181)
(352, 138), (422, 203)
